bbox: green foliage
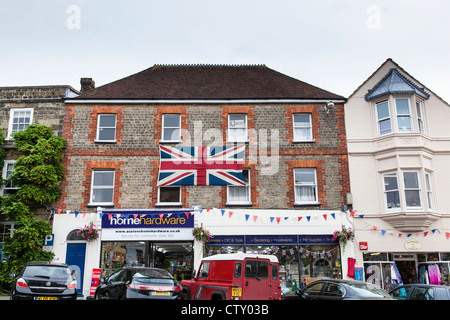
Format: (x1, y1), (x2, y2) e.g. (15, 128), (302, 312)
(0, 125), (66, 289)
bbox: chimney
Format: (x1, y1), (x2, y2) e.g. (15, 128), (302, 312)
(80, 78), (95, 93)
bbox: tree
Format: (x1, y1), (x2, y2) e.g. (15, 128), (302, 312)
(0, 125), (66, 289)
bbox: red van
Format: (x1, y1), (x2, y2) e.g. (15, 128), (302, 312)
(181, 253), (281, 300)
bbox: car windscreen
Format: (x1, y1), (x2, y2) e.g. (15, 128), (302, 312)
(348, 283), (391, 298)
(22, 265), (71, 279)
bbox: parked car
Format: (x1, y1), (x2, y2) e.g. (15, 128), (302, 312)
(94, 266), (183, 300)
(282, 279), (393, 300)
(389, 284), (450, 300)
(10, 261), (77, 300)
(181, 253), (281, 300)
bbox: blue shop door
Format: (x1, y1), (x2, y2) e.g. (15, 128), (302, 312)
(66, 243), (86, 295)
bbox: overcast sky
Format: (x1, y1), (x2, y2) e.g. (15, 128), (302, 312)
(1, 0), (449, 102)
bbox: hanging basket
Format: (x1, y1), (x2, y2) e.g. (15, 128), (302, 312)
(77, 222), (99, 242)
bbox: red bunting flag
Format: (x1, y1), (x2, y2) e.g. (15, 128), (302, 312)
(424, 231), (428, 237)
(57, 209), (62, 214)
(185, 212), (190, 219)
(276, 217), (281, 224)
(446, 232), (450, 240)
(253, 215), (258, 222)
(83, 212), (88, 218)
(373, 226), (378, 230)
(350, 210), (356, 216)
(229, 211), (233, 218)
(323, 214), (327, 221)
(298, 217), (302, 221)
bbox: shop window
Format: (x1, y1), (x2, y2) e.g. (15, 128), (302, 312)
(96, 114), (117, 142)
(292, 113), (313, 142)
(294, 168), (318, 204)
(7, 108), (33, 139)
(90, 170), (115, 206)
(157, 186), (181, 206)
(227, 169), (251, 205)
(161, 114), (181, 142)
(228, 114), (247, 142)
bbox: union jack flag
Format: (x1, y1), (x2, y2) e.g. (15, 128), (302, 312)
(157, 145), (246, 186)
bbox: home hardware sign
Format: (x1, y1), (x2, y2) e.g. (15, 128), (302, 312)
(101, 210), (194, 241)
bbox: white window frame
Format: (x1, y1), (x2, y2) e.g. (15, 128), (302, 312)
(395, 98), (412, 132)
(227, 114), (248, 143)
(1, 160), (19, 195)
(95, 114), (117, 143)
(156, 186), (182, 206)
(382, 172), (401, 211)
(425, 172), (434, 211)
(292, 113), (314, 142)
(7, 108), (34, 139)
(227, 168), (251, 205)
(161, 114), (181, 143)
(294, 168), (319, 205)
(376, 101), (392, 135)
(416, 100), (424, 133)
(89, 170), (115, 206)
(403, 171), (422, 210)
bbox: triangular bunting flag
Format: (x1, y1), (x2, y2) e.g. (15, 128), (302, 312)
(407, 234), (412, 237)
(323, 214), (327, 221)
(57, 209), (62, 214)
(373, 226), (378, 230)
(446, 232), (450, 240)
(270, 217), (275, 223)
(253, 215), (258, 222)
(424, 231), (428, 237)
(221, 210), (225, 216)
(331, 213), (335, 219)
(306, 216), (311, 222)
(229, 211), (233, 218)
(245, 214), (250, 221)
(381, 230), (386, 236)
(359, 214), (364, 218)
(276, 217), (281, 224)
(185, 212), (190, 219)
(298, 217), (303, 222)
(74, 211), (79, 217)
(350, 210), (356, 216)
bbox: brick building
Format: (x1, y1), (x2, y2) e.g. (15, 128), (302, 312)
(51, 65), (352, 297)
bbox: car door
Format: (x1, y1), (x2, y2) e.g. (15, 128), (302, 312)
(321, 282), (346, 300)
(300, 281), (326, 300)
(104, 269), (127, 299)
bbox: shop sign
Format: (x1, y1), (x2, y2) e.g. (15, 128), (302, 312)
(246, 235), (298, 245)
(359, 242), (368, 250)
(207, 236), (245, 245)
(404, 240), (422, 251)
(101, 210), (194, 241)
(298, 235), (338, 245)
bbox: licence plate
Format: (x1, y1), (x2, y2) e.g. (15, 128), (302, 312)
(232, 288), (242, 297)
(151, 291), (170, 296)
(35, 297), (58, 300)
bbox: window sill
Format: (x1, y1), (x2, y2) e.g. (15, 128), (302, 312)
(294, 201), (321, 207)
(159, 140), (182, 144)
(155, 202), (183, 207)
(226, 202), (253, 206)
(87, 202), (115, 207)
(94, 139), (117, 144)
(226, 140), (249, 144)
(292, 139), (315, 143)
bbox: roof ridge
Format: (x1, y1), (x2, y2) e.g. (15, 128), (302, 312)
(153, 63), (267, 67)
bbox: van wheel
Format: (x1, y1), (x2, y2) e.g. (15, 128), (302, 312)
(211, 291), (226, 300)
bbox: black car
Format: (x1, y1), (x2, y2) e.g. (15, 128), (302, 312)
(282, 279), (393, 300)
(389, 284), (450, 300)
(10, 261), (77, 300)
(94, 266), (183, 300)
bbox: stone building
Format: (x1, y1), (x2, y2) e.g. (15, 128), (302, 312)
(51, 65), (353, 297)
(0, 85), (78, 215)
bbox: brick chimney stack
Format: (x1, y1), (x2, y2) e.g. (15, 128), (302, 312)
(80, 78), (95, 93)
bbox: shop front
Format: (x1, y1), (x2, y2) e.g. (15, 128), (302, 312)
(100, 209), (195, 281)
(204, 234), (341, 293)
